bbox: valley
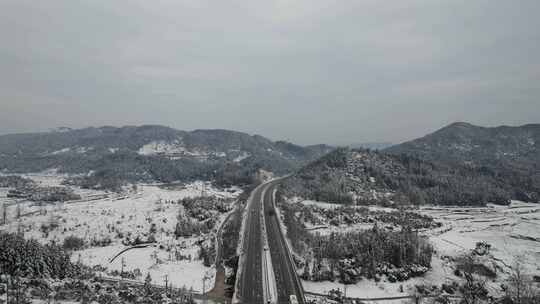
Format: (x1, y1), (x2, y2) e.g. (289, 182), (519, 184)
(278, 197), (540, 301)
(0, 123), (539, 304)
(1, 172), (242, 298)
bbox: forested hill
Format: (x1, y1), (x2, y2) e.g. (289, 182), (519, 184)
(283, 122), (540, 206)
(385, 122), (540, 167)
(385, 122), (540, 202)
(0, 125), (333, 189)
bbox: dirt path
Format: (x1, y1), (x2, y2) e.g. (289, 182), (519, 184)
(207, 264), (230, 300)
(206, 209), (236, 302)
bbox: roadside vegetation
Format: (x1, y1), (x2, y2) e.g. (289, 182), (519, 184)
(0, 231), (85, 279)
(0, 231), (197, 304)
(279, 201), (434, 285)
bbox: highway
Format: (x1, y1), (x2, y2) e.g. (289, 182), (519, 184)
(262, 181), (305, 304)
(235, 179), (305, 304)
(236, 183), (265, 303)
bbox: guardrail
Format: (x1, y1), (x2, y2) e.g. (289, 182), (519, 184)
(231, 185), (258, 304)
(271, 185), (306, 303)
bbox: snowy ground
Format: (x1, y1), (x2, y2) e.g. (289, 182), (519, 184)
(294, 199), (540, 299)
(78, 241), (215, 292)
(0, 173), (242, 292)
(420, 201), (540, 276)
(302, 255), (452, 299)
(300, 199), (397, 213)
(298, 199), (425, 236)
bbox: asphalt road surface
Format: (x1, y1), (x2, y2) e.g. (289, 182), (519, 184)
(263, 180), (305, 304)
(237, 183), (265, 303)
(238, 180), (305, 304)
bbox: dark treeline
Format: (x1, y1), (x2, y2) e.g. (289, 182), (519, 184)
(60, 152), (218, 191)
(0, 232), (83, 279)
(279, 202), (433, 284)
(0, 175), (34, 188)
(385, 122), (540, 204)
(283, 148), (535, 206)
(0, 126), (332, 192)
(174, 217), (213, 238)
(280, 202), (433, 268)
(310, 227), (433, 274)
(55, 151), (298, 191)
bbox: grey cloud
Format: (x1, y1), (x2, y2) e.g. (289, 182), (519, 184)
(0, 0), (539, 145)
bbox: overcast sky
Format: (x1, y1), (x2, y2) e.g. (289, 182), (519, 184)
(1, 0), (539, 145)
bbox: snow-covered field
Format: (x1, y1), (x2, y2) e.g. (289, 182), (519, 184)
(302, 255), (454, 299)
(0, 173), (242, 292)
(300, 200), (404, 236)
(421, 201), (540, 276)
(294, 199), (540, 299)
(77, 241), (215, 291)
(300, 199), (397, 213)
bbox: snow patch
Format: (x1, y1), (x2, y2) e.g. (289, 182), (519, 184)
(47, 146), (93, 155)
(138, 140), (186, 156)
(138, 140), (227, 160)
(420, 200), (540, 277)
(233, 152), (251, 162)
(50, 147), (71, 155)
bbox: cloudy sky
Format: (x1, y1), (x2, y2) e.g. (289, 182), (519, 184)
(1, 0), (539, 145)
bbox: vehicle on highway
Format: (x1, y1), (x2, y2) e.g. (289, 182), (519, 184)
(290, 295), (298, 304)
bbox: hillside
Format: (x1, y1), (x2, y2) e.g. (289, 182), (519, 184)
(283, 122), (540, 206)
(282, 146), (537, 206)
(286, 123), (540, 205)
(347, 142), (393, 150)
(386, 122), (540, 201)
(386, 122), (539, 165)
(0, 125), (333, 189)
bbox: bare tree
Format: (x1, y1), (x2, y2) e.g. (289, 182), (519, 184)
(2, 202), (6, 225)
(16, 202), (21, 219)
(506, 258), (538, 304)
(459, 255), (488, 304)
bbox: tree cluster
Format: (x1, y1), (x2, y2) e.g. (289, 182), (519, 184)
(283, 148), (530, 206)
(0, 232), (81, 279)
(174, 217), (212, 238)
(0, 175), (34, 188)
(308, 226), (433, 282)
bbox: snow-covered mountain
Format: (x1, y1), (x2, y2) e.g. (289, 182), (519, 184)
(385, 122), (540, 166)
(0, 125), (333, 188)
(282, 123), (540, 206)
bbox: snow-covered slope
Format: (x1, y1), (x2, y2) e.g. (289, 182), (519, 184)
(0, 125), (333, 186)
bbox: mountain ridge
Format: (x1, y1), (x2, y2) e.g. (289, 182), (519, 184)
(387, 122), (539, 159)
(282, 122), (540, 206)
(0, 125), (333, 189)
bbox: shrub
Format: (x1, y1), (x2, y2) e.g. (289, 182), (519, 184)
(90, 237), (112, 247)
(63, 236), (85, 251)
